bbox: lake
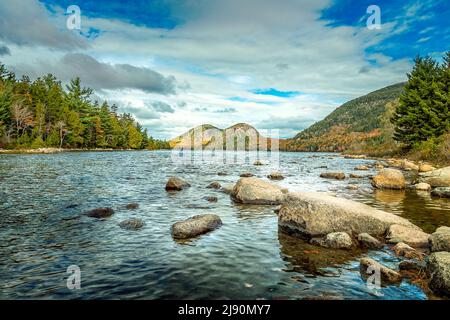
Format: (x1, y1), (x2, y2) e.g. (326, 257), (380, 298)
(1, 151), (449, 299)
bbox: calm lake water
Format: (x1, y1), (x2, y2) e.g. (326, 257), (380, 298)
(1, 151), (449, 300)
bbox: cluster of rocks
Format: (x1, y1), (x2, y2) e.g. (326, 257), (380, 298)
(165, 163), (450, 296)
(84, 204), (145, 231)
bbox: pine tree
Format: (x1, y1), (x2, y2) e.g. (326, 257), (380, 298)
(392, 56), (444, 147)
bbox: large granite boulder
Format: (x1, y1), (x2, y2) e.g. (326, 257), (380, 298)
(171, 214), (222, 239)
(231, 177), (287, 205)
(419, 166), (450, 187)
(429, 226), (450, 252)
(372, 169), (406, 190)
(427, 252), (450, 297)
(386, 224), (429, 248)
(278, 192), (419, 239)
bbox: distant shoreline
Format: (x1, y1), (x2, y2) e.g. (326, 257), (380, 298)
(0, 148), (166, 154)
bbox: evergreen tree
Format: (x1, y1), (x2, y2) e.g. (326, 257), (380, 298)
(392, 55), (447, 147)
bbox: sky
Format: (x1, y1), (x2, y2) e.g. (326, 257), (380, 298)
(0, 0), (449, 139)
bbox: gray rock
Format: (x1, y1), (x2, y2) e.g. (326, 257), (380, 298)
(220, 184), (235, 195)
(429, 226), (450, 252)
(240, 173), (254, 178)
(386, 224), (429, 248)
(217, 171), (228, 176)
(165, 177), (191, 191)
(360, 258), (402, 285)
(399, 260), (425, 271)
(231, 177), (286, 205)
(392, 242), (424, 259)
(431, 187), (450, 198)
(427, 252), (450, 297)
(125, 203), (139, 210)
(372, 169), (406, 190)
(320, 172), (346, 180)
(278, 192), (420, 239)
(419, 166), (450, 187)
(267, 172), (285, 180)
(205, 196), (218, 202)
(206, 181), (222, 189)
(171, 214), (222, 239)
(312, 232), (353, 249)
(119, 218), (144, 230)
(358, 233), (383, 249)
(85, 207), (114, 218)
(414, 183), (431, 191)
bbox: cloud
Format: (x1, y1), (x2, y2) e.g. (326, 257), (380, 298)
(0, 45), (10, 56)
(146, 101), (175, 113)
(0, 0), (87, 50)
(120, 103), (161, 120)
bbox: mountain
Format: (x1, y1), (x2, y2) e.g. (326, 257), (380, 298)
(170, 123), (287, 151)
(287, 83), (406, 154)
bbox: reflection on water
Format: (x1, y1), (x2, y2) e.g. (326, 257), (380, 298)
(0, 151), (449, 299)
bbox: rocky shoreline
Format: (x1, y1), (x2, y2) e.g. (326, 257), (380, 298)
(160, 156), (450, 298)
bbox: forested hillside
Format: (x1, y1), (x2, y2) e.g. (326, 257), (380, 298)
(287, 83), (405, 153)
(0, 63), (169, 150)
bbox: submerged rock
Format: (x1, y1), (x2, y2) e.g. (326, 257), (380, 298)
(320, 172), (345, 180)
(119, 218), (144, 230)
(431, 187), (450, 198)
(253, 160), (264, 166)
(349, 173), (365, 179)
(278, 192), (419, 239)
(231, 177), (286, 205)
(171, 214), (222, 239)
(165, 177), (191, 191)
(205, 196), (218, 202)
(347, 184), (359, 190)
(217, 171), (228, 176)
(372, 169), (406, 190)
(360, 258), (402, 285)
(125, 203), (139, 210)
(429, 226), (450, 252)
(207, 181), (222, 189)
(427, 252), (450, 297)
(85, 207), (114, 218)
(311, 232), (353, 249)
(419, 166), (450, 187)
(358, 233), (383, 249)
(399, 260), (426, 271)
(267, 172), (284, 180)
(355, 165), (370, 171)
(386, 224), (429, 248)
